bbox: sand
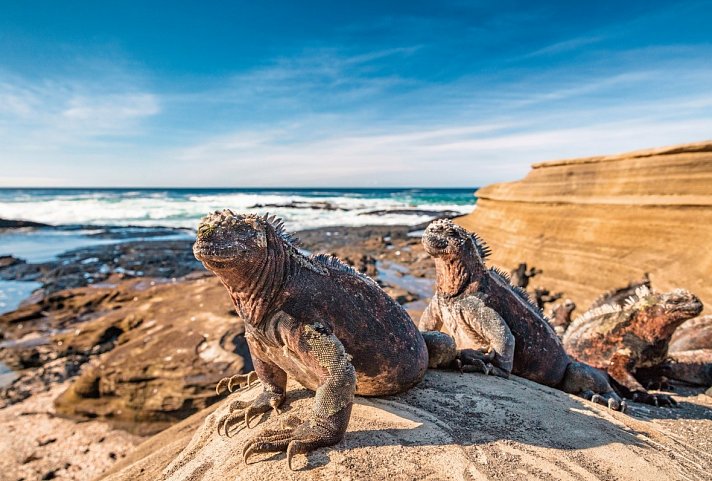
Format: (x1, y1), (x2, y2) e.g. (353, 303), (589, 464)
(0, 383), (144, 481)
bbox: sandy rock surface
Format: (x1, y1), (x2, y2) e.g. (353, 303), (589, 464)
(1, 276), (251, 435)
(456, 141), (712, 314)
(100, 371), (712, 481)
(0, 383), (144, 481)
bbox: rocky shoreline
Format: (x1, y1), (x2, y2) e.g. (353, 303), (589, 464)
(0, 219), (447, 480)
(1, 212), (711, 480)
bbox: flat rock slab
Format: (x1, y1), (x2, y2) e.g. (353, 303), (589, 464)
(100, 371), (712, 481)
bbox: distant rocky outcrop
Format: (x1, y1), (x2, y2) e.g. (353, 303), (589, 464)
(98, 371), (712, 481)
(0, 218), (52, 229)
(457, 141), (712, 312)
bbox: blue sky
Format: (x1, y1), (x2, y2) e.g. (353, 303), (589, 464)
(0, 1), (711, 187)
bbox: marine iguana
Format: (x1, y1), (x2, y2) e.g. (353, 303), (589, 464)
(587, 273), (651, 310)
(534, 287), (563, 310)
(563, 286), (703, 405)
(548, 299), (576, 338)
(418, 219), (624, 410)
(193, 210), (461, 470)
(647, 315), (712, 387)
(510, 263), (542, 289)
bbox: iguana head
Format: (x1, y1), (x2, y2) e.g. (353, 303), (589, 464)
(422, 219), (490, 261)
(626, 287), (703, 326)
(193, 210), (299, 322)
(193, 210), (271, 272)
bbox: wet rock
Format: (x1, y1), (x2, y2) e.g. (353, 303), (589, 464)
(381, 285), (419, 305)
(359, 208), (460, 217)
(0, 218), (52, 229)
(52, 276), (251, 435)
(0, 256), (25, 269)
(0, 240), (204, 295)
(248, 200), (346, 211)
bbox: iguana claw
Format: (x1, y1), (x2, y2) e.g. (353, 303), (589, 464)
(242, 416), (342, 471)
(215, 371), (258, 395)
(216, 389), (285, 437)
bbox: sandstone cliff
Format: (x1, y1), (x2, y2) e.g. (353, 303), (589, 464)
(98, 371), (712, 481)
(456, 141), (712, 312)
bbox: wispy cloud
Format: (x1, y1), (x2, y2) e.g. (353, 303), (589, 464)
(1, 1), (711, 187)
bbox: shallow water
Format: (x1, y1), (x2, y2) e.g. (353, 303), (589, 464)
(0, 279), (43, 315)
(0, 228), (192, 263)
(378, 261), (435, 300)
(0, 361), (18, 388)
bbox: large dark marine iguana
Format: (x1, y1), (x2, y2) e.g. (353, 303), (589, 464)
(192, 210), (461, 470)
(418, 219), (625, 410)
(564, 287), (704, 405)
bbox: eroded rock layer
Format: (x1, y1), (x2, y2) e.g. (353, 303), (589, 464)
(456, 141), (712, 312)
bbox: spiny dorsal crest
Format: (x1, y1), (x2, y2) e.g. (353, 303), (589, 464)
(470, 232), (491, 261)
(623, 285), (653, 309)
(262, 212), (301, 248)
(589, 274), (652, 309)
(571, 303), (623, 327)
(311, 253), (379, 285)
(488, 266), (547, 319)
(258, 213), (326, 274)
(489, 266), (510, 282)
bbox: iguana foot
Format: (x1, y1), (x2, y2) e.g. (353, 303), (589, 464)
(581, 390), (627, 412)
(215, 371), (258, 395)
(644, 377), (674, 392)
(243, 413), (347, 471)
(217, 390), (285, 437)
(457, 349), (509, 378)
(631, 390), (677, 407)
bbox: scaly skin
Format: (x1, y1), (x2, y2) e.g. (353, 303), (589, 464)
(419, 219), (624, 411)
(587, 273), (651, 310)
(563, 287), (703, 405)
(193, 210), (459, 470)
(657, 315), (712, 387)
(548, 299), (576, 338)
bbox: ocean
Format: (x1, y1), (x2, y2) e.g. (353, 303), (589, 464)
(0, 188), (475, 230)
(0, 188), (476, 314)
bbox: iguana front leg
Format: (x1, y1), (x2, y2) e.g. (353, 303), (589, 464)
(608, 351), (676, 407)
(420, 296), (512, 377)
(455, 295), (515, 378)
(217, 354), (288, 436)
(243, 321), (356, 470)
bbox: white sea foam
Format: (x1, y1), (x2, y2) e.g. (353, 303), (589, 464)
(0, 190), (474, 230)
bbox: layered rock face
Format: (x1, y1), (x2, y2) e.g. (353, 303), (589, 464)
(457, 141), (712, 312)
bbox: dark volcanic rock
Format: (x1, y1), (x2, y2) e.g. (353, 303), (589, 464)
(359, 208), (460, 217)
(248, 200), (347, 211)
(0, 218), (52, 229)
(0, 240), (204, 295)
(0, 255), (25, 268)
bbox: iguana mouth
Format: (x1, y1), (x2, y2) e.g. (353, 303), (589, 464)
(422, 221), (455, 256)
(664, 290), (703, 317)
(422, 235), (449, 255)
(192, 209), (253, 261)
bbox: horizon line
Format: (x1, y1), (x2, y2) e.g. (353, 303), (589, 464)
(0, 186), (480, 190)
